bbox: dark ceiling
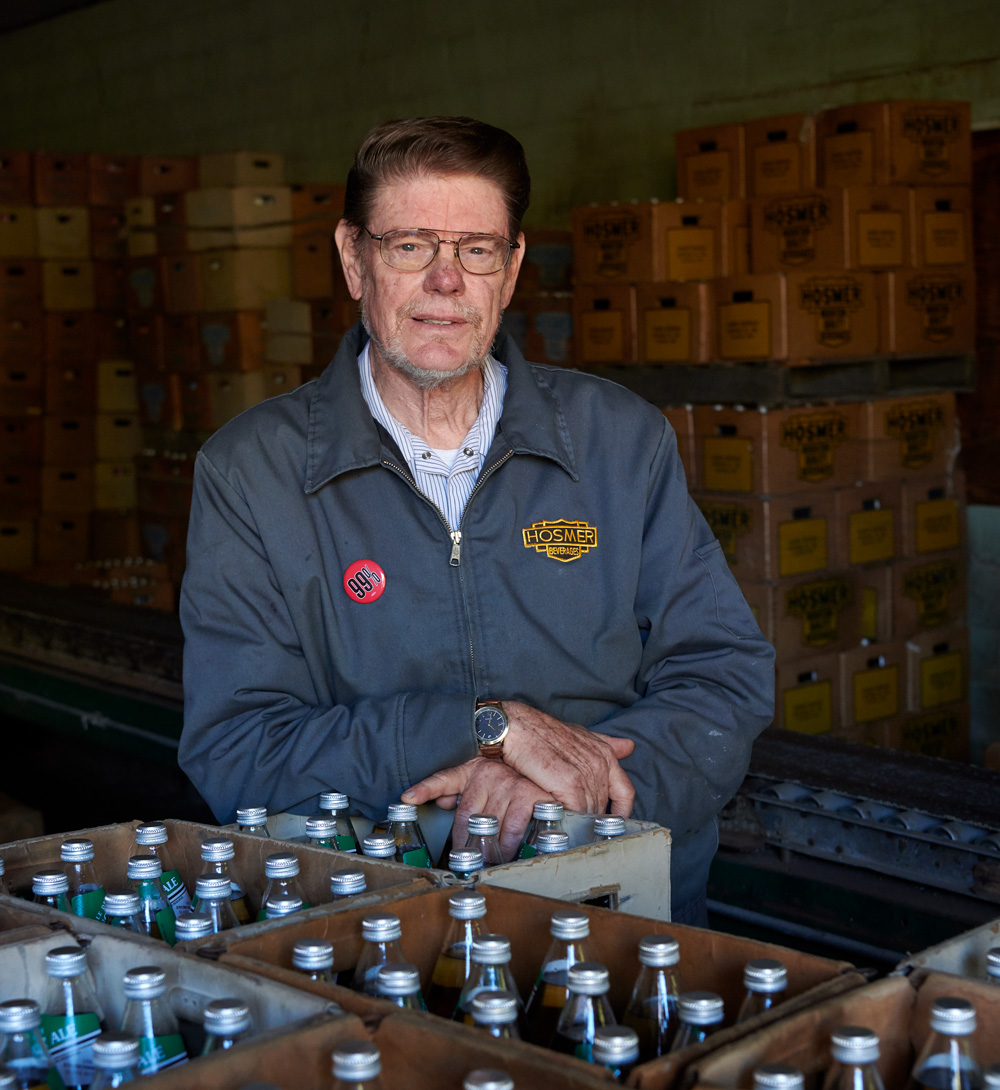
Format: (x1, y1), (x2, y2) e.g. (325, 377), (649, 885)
(0, 0), (104, 36)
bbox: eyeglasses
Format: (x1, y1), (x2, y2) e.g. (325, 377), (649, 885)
(365, 228), (519, 275)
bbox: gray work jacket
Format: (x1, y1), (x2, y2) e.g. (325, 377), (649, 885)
(178, 324), (775, 909)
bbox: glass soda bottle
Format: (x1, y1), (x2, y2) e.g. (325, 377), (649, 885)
(60, 840), (105, 921)
(235, 807), (269, 836)
(454, 936), (524, 1031)
(41, 946), (105, 1090)
(736, 959), (788, 1023)
(331, 1041), (383, 1090)
(385, 804), (430, 867)
(353, 913), (405, 996)
(464, 1072), (513, 1090)
(534, 831), (570, 856)
(593, 1026), (640, 1081)
(190, 875), (239, 933)
(200, 999), (252, 1055)
(449, 849), (484, 882)
(523, 908), (591, 1047)
(118, 967), (188, 1075)
(593, 816), (626, 841)
(465, 815), (503, 867)
(200, 837), (252, 924)
(128, 824), (191, 915)
(622, 934), (683, 1060)
(985, 1065), (1000, 1088)
(471, 991), (521, 1040)
(33, 870), (70, 912)
(376, 963), (425, 1011)
(173, 914), (214, 943)
(100, 891), (144, 935)
(330, 868), (367, 901)
(518, 802), (565, 859)
(425, 889), (488, 1018)
(362, 835), (397, 862)
(305, 817), (338, 849)
(669, 991), (724, 1052)
(317, 792), (360, 852)
(0, 999), (55, 1089)
(264, 895), (303, 920)
(256, 852), (309, 921)
(822, 1026), (886, 1090)
(755, 1064), (806, 1090)
(125, 857), (176, 944)
(293, 939), (336, 984)
(89, 1033), (140, 1089)
(553, 962), (616, 1062)
(907, 997), (981, 1090)
(986, 947), (1000, 985)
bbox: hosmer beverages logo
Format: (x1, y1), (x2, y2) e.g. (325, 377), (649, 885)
(779, 410), (849, 484)
(885, 400), (947, 471)
(798, 277), (864, 349)
(763, 194), (832, 265)
(785, 577), (852, 649)
(583, 212), (641, 280)
(903, 106), (961, 177)
(697, 502), (752, 565)
(522, 519), (598, 563)
(905, 275), (965, 343)
(903, 558), (961, 628)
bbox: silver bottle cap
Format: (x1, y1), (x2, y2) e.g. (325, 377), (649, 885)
(122, 966), (167, 999)
(93, 1032), (140, 1070)
(449, 848), (484, 872)
(204, 998), (252, 1035)
(468, 813), (500, 836)
(103, 889), (141, 916)
(60, 838), (95, 862)
(985, 1065), (1000, 1089)
(532, 801), (564, 820)
(470, 934), (512, 966)
(236, 806), (267, 825)
(263, 852), (299, 878)
(987, 947), (1000, 976)
(135, 823), (168, 846)
(195, 874), (232, 900)
(319, 791), (349, 812)
(362, 912), (402, 941)
(678, 990), (725, 1025)
(464, 1070), (514, 1090)
(201, 837), (235, 862)
(0, 999), (41, 1032)
(929, 996), (976, 1035)
(550, 908), (590, 939)
(376, 962), (421, 996)
(535, 830), (570, 854)
(33, 869), (70, 895)
(293, 938), (334, 971)
(305, 817), (337, 839)
(174, 913), (215, 940)
(592, 1025), (640, 1065)
(265, 895), (303, 918)
(127, 856), (162, 880)
(754, 1064), (806, 1090)
(449, 889), (487, 919)
(0, 856), (4, 876)
(567, 961), (610, 996)
(830, 1026), (880, 1063)
(0, 1067), (10, 1088)
(330, 868), (366, 895)
(362, 834), (397, 858)
(387, 803), (418, 822)
(638, 934), (680, 967)
(594, 815), (626, 838)
(744, 958), (788, 993)
(44, 946), (88, 978)
(470, 989), (518, 1025)
(332, 1041), (381, 1081)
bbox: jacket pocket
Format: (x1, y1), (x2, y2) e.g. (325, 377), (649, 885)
(694, 539), (764, 639)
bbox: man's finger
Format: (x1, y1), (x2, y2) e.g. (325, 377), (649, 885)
(609, 764), (637, 817)
(401, 765), (469, 805)
(598, 733), (636, 760)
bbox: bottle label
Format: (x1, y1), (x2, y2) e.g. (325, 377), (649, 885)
(575, 1041), (592, 1062)
(402, 846), (430, 868)
(518, 844), (538, 859)
(70, 886), (105, 921)
(335, 835), (358, 853)
(160, 869), (192, 913)
(41, 1012), (101, 1089)
(138, 1034), (188, 1074)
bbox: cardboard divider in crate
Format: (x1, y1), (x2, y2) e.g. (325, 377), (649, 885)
(180, 884), (863, 1089)
(894, 913), (1000, 979)
(684, 971), (1000, 1090)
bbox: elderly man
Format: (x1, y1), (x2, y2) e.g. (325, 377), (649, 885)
(178, 116), (774, 924)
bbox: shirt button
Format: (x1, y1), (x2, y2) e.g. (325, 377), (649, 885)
(421, 451), (431, 460)
(463, 448), (474, 456)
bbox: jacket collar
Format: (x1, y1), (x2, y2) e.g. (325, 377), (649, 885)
(304, 323), (579, 493)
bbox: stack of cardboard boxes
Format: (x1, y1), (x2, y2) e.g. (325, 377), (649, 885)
(501, 229), (575, 366)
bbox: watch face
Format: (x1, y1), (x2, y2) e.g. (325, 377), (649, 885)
(475, 706), (507, 745)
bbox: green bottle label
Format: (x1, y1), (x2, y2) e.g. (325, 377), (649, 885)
(156, 905), (177, 946)
(518, 844), (537, 859)
(70, 886), (105, 920)
(335, 835), (358, 853)
(138, 1034), (187, 1074)
(402, 846), (430, 868)
(160, 869), (192, 913)
(41, 1012), (101, 1089)
(574, 1041), (592, 1062)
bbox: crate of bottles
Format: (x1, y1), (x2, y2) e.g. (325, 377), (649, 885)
(173, 883), (864, 1087)
(895, 914), (1000, 979)
(681, 971), (1000, 1090)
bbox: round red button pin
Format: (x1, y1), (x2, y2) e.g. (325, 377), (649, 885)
(343, 559), (386, 603)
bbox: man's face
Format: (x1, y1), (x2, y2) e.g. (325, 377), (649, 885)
(336, 173), (523, 388)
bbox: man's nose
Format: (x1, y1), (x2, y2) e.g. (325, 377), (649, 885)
(421, 242), (465, 292)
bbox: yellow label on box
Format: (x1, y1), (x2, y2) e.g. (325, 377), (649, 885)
(853, 664), (899, 724)
(849, 507), (895, 565)
(902, 557), (962, 628)
(862, 586), (879, 640)
(823, 130), (875, 187)
(753, 145), (802, 196)
(701, 436), (754, 492)
(785, 577), (852, 649)
(783, 679), (832, 734)
(901, 707), (964, 757)
(579, 310), (624, 363)
(686, 150), (732, 201)
(644, 308), (692, 362)
(666, 226), (716, 281)
(920, 650), (964, 708)
(778, 517), (828, 577)
(856, 210), (904, 267)
(923, 210), (966, 265)
(718, 300), (772, 360)
(915, 497), (960, 554)
(697, 500), (753, 565)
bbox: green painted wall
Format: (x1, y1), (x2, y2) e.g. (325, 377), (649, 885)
(0, 0), (998, 225)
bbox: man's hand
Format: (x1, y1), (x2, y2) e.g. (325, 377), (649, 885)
(501, 701), (636, 816)
(403, 759), (552, 861)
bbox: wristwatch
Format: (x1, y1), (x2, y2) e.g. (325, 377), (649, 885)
(474, 699), (509, 760)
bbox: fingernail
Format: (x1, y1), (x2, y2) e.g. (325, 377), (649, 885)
(400, 792), (414, 802)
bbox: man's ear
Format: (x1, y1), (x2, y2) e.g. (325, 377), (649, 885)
(334, 219), (364, 301)
(501, 229), (526, 309)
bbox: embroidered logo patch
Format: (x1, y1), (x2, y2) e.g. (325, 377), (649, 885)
(522, 519), (598, 563)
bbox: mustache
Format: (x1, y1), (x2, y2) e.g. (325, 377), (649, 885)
(396, 297), (484, 328)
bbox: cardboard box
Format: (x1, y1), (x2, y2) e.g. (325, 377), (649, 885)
(878, 267), (976, 356)
(97, 359), (138, 412)
(0, 152), (33, 203)
(199, 151), (286, 187)
(887, 99), (972, 185)
(750, 189), (844, 274)
(654, 200), (722, 282)
(200, 248), (291, 311)
(784, 269), (879, 362)
(32, 152), (88, 205)
(44, 360), (97, 414)
(153, 191), (190, 254)
(124, 196), (158, 256)
(124, 256), (163, 312)
(744, 113), (817, 198)
(41, 464), (94, 514)
(843, 186), (911, 269)
(138, 155), (198, 196)
(137, 368), (184, 430)
(572, 201), (659, 284)
(524, 292), (573, 366)
(516, 228), (574, 292)
(139, 512), (189, 581)
(900, 472), (965, 557)
(179, 373), (215, 431)
(161, 253), (203, 313)
(573, 283), (637, 363)
(42, 260), (96, 310)
(42, 414), (96, 465)
(835, 479), (902, 567)
(0, 310), (44, 364)
(95, 411), (142, 459)
(755, 569), (865, 660)
(839, 640), (905, 728)
(861, 392), (959, 481)
(265, 298), (312, 364)
(893, 550), (967, 637)
(637, 282), (708, 363)
(93, 460), (137, 509)
(0, 414), (43, 462)
(904, 624), (969, 711)
(898, 906), (1000, 977)
(45, 312), (102, 365)
(0, 465), (40, 516)
(0, 259), (42, 311)
(774, 653), (840, 734)
(292, 234), (335, 298)
(0, 205), (37, 257)
(90, 205), (128, 261)
(89, 510), (142, 558)
(0, 520), (34, 568)
(208, 370), (268, 428)
(859, 560), (893, 642)
(93, 259), (128, 313)
(662, 404), (696, 486)
(290, 183), (345, 236)
(128, 313), (165, 370)
(816, 102), (891, 187)
(674, 122), (746, 201)
(137, 452), (194, 516)
(36, 206), (91, 259)
(262, 364), (303, 397)
(693, 403), (863, 494)
(183, 186), (293, 250)
(720, 199), (750, 277)
(0, 359), (43, 413)
(36, 513), (89, 564)
(909, 186), (972, 266)
(87, 153), (137, 205)
(708, 274), (787, 361)
(162, 313), (201, 372)
(199, 311), (265, 371)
